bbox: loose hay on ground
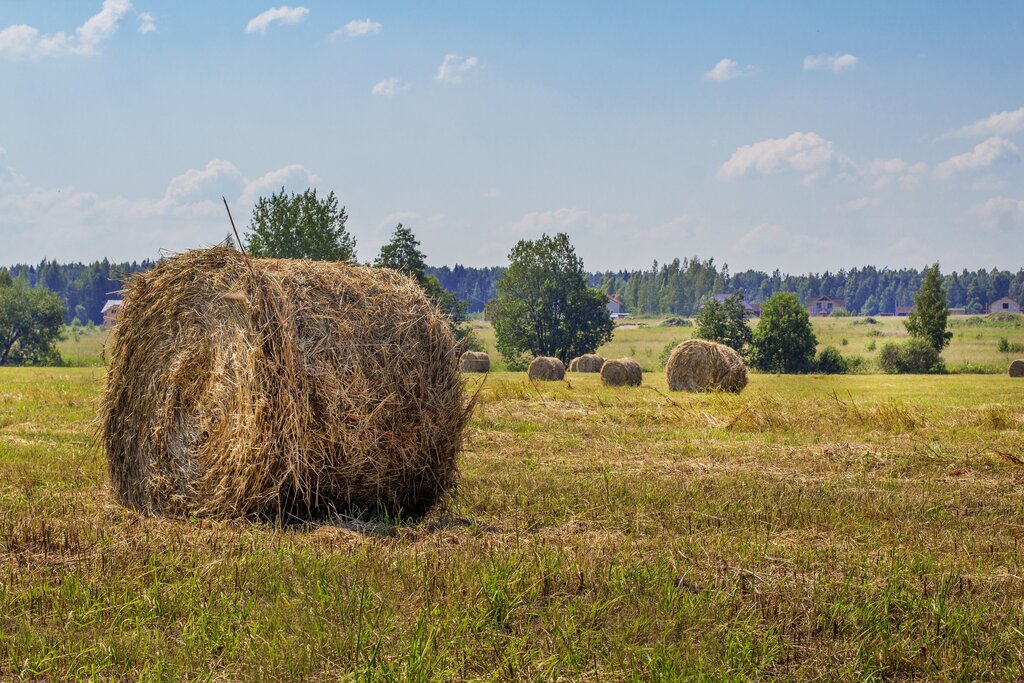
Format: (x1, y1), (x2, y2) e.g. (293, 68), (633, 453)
(665, 339), (748, 393)
(600, 358), (642, 387)
(100, 247), (469, 520)
(528, 356), (565, 381)
(569, 354), (605, 373)
(460, 351), (490, 373)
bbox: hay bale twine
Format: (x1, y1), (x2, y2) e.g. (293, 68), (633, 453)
(568, 353), (605, 373)
(460, 351), (490, 373)
(665, 339), (748, 393)
(600, 358), (642, 387)
(527, 356), (565, 381)
(1010, 359), (1024, 378)
(100, 247), (467, 520)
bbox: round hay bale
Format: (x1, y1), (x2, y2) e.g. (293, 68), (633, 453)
(100, 247), (467, 520)
(665, 339), (747, 393)
(600, 358), (642, 387)
(460, 351), (490, 373)
(527, 356), (565, 381)
(1010, 359), (1024, 378)
(568, 353), (605, 373)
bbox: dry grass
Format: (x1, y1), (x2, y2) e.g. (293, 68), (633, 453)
(460, 351), (491, 373)
(568, 354), (604, 373)
(1010, 359), (1024, 377)
(101, 248), (468, 520)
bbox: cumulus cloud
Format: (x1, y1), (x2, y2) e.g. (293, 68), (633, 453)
(0, 0), (141, 60)
(866, 158), (928, 189)
(934, 137), (1020, 179)
(942, 106), (1024, 139)
(245, 6), (308, 35)
(803, 53), (859, 72)
(137, 12), (155, 34)
(436, 54), (480, 84)
(703, 58), (748, 82)
(331, 18), (381, 39)
(157, 159), (241, 211)
(239, 164), (318, 205)
(717, 132), (853, 183)
(841, 196), (880, 213)
(371, 77), (409, 96)
(971, 196), (1024, 231)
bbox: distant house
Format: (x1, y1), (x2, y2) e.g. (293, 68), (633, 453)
(606, 295), (626, 319)
(102, 299), (123, 327)
(701, 293), (762, 317)
(805, 295), (846, 316)
(895, 305), (915, 317)
(989, 297), (1021, 314)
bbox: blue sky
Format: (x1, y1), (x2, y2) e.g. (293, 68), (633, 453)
(1, 1), (1022, 272)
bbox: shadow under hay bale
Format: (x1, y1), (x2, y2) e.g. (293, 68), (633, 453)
(527, 356), (565, 381)
(600, 358), (642, 386)
(1011, 359), (1024, 378)
(665, 339), (747, 393)
(100, 247), (469, 520)
(460, 351), (490, 373)
(569, 354), (605, 373)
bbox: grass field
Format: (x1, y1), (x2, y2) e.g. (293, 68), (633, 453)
(3, 320), (1024, 679)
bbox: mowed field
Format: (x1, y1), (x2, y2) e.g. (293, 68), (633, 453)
(3, 319), (1024, 679)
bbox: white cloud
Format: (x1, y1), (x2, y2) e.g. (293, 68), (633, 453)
(972, 176), (1007, 192)
(245, 6), (309, 35)
(331, 18), (381, 39)
(371, 77), (409, 96)
(137, 12), (155, 34)
(803, 53), (859, 72)
(436, 54), (480, 84)
(158, 159), (241, 210)
(866, 158), (928, 189)
(717, 132), (853, 183)
(971, 196), (1024, 231)
(703, 58), (747, 83)
(841, 196), (880, 213)
(934, 137), (1020, 179)
(239, 164), (318, 205)
(0, 0), (137, 60)
(942, 107), (1024, 139)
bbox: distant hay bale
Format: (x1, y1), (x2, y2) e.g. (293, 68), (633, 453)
(527, 356), (565, 381)
(600, 358), (642, 387)
(460, 351), (490, 373)
(665, 339), (748, 393)
(1011, 359), (1024, 378)
(100, 247), (468, 520)
(568, 354), (605, 373)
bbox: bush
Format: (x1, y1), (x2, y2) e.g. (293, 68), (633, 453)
(829, 308), (852, 317)
(853, 317), (879, 325)
(845, 355), (870, 373)
(659, 340), (682, 367)
(878, 339), (945, 374)
(867, 339), (876, 351)
(815, 346), (848, 374)
(998, 337), (1024, 354)
(749, 292), (817, 373)
(502, 353), (531, 372)
(660, 316), (692, 327)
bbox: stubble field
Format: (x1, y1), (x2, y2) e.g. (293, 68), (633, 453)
(2, 319), (1024, 680)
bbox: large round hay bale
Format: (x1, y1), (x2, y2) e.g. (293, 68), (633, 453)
(568, 353), (605, 373)
(1010, 359), (1024, 378)
(527, 356), (565, 381)
(100, 247), (467, 520)
(665, 339), (747, 393)
(600, 358), (642, 386)
(460, 351), (490, 373)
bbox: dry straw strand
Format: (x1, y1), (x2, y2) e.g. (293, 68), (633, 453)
(100, 247), (469, 520)
(600, 358), (642, 387)
(527, 356), (565, 381)
(569, 354), (605, 373)
(665, 339), (748, 393)
(460, 351), (490, 373)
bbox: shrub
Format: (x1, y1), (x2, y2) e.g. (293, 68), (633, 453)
(661, 316), (692, 327)
(829, 308), (852, 317)
(998, 337), (1024, 354)
(841, 337), (849, 346)
(854, 317), (879, 325)
(815, 346), (848, 374)
(878, 339), (945, 374)
(867, 339), (877, 352)
(503, 354), (531, 372)
(659, 340), (682, 367)
(749, 292), (817, 373)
